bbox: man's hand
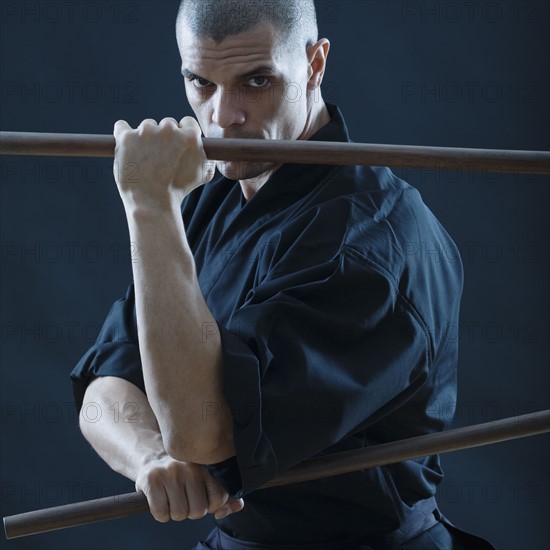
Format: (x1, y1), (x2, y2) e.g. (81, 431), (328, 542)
(135, 455), (244, 522)
(113, 117), (216, 210)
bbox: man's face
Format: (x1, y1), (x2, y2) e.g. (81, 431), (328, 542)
(177, 21), (311, 181)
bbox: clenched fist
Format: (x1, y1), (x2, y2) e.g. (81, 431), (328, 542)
(135, 455), (244, 522)
(113, 117), (216, 210)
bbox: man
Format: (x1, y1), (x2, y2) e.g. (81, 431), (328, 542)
(71, 1), (495, 548)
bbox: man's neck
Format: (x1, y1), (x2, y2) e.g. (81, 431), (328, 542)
(239, 101), (331, 202)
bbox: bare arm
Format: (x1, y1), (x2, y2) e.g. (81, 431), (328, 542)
(79, 376), (243, 522)
(125, 201), (234, 464)
(113, 117), (235, 464)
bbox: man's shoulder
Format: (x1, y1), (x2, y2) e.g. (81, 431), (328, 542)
(306, 164), (463, 284)
(295, 163), (421, 245)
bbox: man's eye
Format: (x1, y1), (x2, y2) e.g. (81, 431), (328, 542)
(248, 76), (270, 88)
(192, 77), (212, 89)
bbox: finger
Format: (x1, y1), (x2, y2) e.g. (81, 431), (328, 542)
(205, 482), (228, 513)
(214, 497), (245, 520)
(178, 117), (211, 177)
(163, 480), (189, 522)
(138, 481), (171, 523)
(137, 118), (158, 133)
(184, 472), (209, 520)
(113, 120), (132, 141)
(159, 117), (180, 129)
(229, 497), (245, 513)
(202, 467), (229, 512)
(178, 116), (202, 137)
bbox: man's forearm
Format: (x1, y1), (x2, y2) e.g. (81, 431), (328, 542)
(126, 202), (235, 464)
(79, 376), (167, 481)
(79, 375), (244, 522)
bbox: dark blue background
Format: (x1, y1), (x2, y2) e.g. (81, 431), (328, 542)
(1, 1), (548, 548)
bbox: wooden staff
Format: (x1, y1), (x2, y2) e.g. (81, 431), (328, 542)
(1, 131), (549, 173)
(4, 409), (549, 539)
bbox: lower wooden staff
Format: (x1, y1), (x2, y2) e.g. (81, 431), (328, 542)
(4, 409), (549, 539)
(1, 131), (549, 173)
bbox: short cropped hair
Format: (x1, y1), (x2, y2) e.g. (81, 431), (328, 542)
(176, 0), (318, 56)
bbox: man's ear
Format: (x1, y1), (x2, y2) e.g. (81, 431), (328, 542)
(306, 38), (330, 91)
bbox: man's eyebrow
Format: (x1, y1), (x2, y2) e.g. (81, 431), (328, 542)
(239, 65), (277, 79)
(181, 65), (277, 81)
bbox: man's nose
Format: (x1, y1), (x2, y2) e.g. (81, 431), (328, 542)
(211, 88), (246, 129)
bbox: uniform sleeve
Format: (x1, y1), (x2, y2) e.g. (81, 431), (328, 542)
(70, 283), (145, 412)
(206, 246), (431, 497)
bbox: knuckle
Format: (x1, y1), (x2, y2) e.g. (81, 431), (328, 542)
(148, 501), (170, 523)
(180, 461), (198, 476)
(207, 500), (224, 514)
(137, 120), (156, 134)
(205, 479), (224, 496)
(188, 507), (208, 520)
(208, 498), (227, 514)
(145, 474), (169, 492)
(170, 506), (189, 521)
(153, 512), (170, 523)
(208, 489), (227, 507)
(146, 469), (163, 483)
(137, 478), (152, 494)
(165, 461), (181, 475)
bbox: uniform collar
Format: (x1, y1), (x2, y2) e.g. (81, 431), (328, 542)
(236, 102), (351, 210)
(308, 102), (351, 144)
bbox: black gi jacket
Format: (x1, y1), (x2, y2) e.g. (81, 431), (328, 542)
(71, 103), (464, 545)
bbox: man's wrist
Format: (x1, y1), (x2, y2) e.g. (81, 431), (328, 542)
(122, 195), (181, 221)
(134, 448), (171, 474)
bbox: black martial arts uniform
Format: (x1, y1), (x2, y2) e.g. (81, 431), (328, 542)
(71, 104), (495, 549)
